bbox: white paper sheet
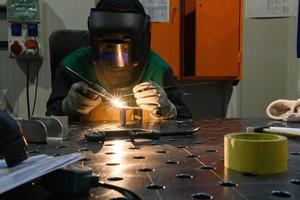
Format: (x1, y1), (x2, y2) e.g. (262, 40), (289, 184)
(0, 153), (83, 194)
(140, 0), (170, 22)
(246, 0), (298, 18)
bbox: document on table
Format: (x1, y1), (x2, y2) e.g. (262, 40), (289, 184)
(0, 153), (83, 194)
(245, 0), (298, 18)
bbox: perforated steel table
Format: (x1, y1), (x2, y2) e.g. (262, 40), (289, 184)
(2, 118), (300, 200)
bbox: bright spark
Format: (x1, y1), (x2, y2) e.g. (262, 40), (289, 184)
(111, 98), (127, 108)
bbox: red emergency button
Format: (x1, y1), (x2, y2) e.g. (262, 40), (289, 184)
(24, 39), (38, 49)
(10, 41), (22, 56)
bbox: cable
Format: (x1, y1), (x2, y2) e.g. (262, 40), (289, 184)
(26, 62), (31, 119)
(31, 63), (39, 116)
(30, 37), (40, 117)
(95, 182), (141, 200)
(42, 167), (142, 200)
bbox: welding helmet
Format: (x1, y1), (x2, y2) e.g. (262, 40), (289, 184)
(88, 0), (151, 90)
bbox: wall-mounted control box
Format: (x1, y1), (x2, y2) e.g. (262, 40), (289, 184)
(7, 0), (42, 59)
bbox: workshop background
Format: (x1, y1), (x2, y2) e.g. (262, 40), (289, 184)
(0, 0), (299, 119)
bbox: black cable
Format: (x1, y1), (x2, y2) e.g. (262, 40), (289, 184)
(90, 175), (141, 199)
(42, 167), (142, 199)
(31, 37), (40, 117)
(26, 62), (31, 119)
(95, 182), (142, 200)
(31, 61), (39, 117)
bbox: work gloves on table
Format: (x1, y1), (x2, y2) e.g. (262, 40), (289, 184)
(133, 82), (177, 120)
(266, 98), (300, 122)
(62, 82), (102, 115)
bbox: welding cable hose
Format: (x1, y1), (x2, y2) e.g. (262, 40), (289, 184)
(94, 181), (142, 200)
(42, 165), (141, 200)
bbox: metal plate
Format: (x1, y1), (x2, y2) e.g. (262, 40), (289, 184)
(2, 118), (300, 199)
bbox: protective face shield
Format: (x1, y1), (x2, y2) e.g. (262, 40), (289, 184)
(98, 39), (130, 68)
(88, 6), (151, 90)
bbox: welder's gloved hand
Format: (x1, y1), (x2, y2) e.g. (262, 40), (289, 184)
(62, 82), (102, 116)
(266, 99), (300, 121)
(133, 82), (177, 119)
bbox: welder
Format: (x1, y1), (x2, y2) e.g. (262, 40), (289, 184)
(46, 0), (191, 121)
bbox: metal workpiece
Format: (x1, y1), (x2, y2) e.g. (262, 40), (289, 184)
(2, 118), (300, 199)
(16, 116), (68, 143)
(119, 108), (143, 128)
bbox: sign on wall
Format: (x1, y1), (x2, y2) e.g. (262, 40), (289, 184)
(139, 0), (170, 22)
(245, 0), (298, 18)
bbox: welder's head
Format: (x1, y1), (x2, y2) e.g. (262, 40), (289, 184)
(88, 0), (151, 89)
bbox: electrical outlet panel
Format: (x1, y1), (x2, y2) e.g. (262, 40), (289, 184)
(7, 0), (42, 59)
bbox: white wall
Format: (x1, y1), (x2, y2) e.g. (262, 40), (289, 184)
(0, 0), (95, 118)
(227, 15), (299, 118)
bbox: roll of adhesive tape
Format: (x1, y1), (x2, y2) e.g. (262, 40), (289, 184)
(224, 133), (287, 174)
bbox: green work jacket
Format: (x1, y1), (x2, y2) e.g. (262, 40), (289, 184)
(46, 47), (192, 119)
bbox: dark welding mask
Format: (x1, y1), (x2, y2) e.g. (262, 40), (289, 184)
(88, 0), (151, 90)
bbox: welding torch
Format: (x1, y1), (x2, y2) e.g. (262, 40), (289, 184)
(65, 67), (114, 102)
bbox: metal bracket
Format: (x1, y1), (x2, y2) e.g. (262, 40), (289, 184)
(17, 116), (68, 143)
(119, 108), (143, 128)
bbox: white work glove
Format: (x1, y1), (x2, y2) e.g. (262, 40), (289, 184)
(266, 98), (300, 122)
(62, 82), (102, 115)
(133, 82), (177, 119)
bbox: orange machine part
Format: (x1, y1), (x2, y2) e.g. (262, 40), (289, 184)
(195, 0), (242, 79)
(150, 0), (181, 78)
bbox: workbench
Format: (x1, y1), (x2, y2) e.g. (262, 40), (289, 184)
(1, 118), (300, 200)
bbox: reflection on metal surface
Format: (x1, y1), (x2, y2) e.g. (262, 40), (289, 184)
(271, 190), (292, 198)
(108, 140), (126, 175)
(290, 179), (300, 185)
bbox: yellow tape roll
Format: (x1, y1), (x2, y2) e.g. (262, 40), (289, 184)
(224, 133), (287, 174)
